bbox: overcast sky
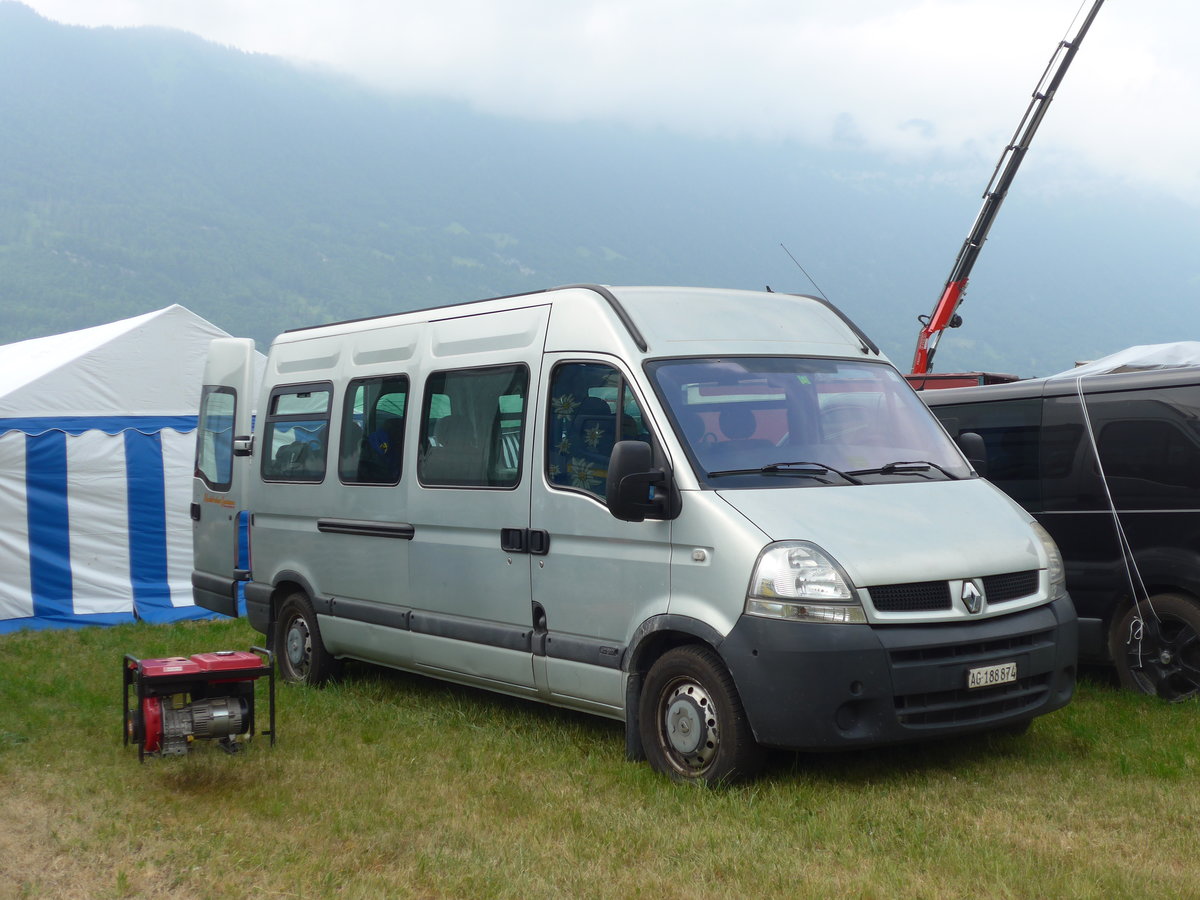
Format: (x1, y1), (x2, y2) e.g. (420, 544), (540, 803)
(16, 0), (1200, 206)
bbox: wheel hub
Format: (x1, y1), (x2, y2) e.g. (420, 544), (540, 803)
(1125, 609), (1200, 702)
(286, 621), (308, 668)
(666, 696), (706, 755)
(662, 681), (718, 769)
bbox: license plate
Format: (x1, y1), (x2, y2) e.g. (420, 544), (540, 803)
(967, 661), (1017, 689)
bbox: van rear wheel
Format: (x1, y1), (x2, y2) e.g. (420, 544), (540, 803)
(1111, 593), (1200, 701)
(275, 591), (339, 685)
(639, 645), (764, 785)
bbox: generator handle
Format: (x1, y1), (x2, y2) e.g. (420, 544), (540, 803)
(121, 654), (145, 759)
(251, 645), (276, 746)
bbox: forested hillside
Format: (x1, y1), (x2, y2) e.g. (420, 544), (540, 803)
(1, 1), (1196, 372)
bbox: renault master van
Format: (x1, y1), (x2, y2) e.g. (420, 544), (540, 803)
(192, 285), (1076, 783)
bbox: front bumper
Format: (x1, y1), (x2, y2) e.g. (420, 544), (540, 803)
(720, 594), (1077, 750)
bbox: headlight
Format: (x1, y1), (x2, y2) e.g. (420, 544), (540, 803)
(1030, 521), (1066, 596)
(746, 542), (866, 624)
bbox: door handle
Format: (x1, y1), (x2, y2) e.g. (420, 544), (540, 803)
(528, 529), (550, 556)
(501, 527), (527, 553)
(500, 528), (551, 555)
(190, 502), (201, 522)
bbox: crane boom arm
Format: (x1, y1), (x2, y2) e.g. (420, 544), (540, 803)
(911, 0), (1105, 376)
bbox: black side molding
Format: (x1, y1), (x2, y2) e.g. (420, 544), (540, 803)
(316, 519), (415, 540)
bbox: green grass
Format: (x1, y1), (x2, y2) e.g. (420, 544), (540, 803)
(2, 617), (1198, 898)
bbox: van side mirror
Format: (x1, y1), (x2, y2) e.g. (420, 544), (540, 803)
(956, 431), (988, 478)
(606, 440), (675, 522)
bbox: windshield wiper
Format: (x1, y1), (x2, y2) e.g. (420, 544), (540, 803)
(708, 461), (862, 485)
(847, 460), (959, 480)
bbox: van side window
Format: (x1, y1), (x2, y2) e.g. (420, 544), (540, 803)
(546, 362), (649, 498)
(195, 386), (235, 491)
(261, 383), (332, 483)
(1089, 386), (1200, 509)
(339, 375), (409, 485)
(418, 365), (528, 488)
(1041, 395), (1105, 511)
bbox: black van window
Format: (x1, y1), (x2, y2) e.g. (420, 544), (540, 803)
(929, 397), (1042, 508)
(1089, 387), (1200, 509)
(546, 362), (649, 499)
(418, 365), (528, 488)
(339, 375), (409, 485)
(261, 384), (332, 483)
(1038, 395), (1103, 511)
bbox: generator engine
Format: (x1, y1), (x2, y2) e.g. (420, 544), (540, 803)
(123, 648), (275, 760)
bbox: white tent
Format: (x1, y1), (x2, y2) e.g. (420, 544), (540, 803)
(0, 305), (256, 632)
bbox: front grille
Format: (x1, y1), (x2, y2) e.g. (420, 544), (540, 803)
(889, 628), (1056, 666)
(869, 569), (1040, 614)
(895, 674), (1051, 726)
(983, 570), (1039, 604)
(869, 580), (952, 612)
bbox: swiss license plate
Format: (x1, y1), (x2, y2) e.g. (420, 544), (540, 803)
(967, 661), (1017, 689)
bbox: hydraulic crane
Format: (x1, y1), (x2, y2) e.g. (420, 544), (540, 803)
(910, 0), (1105, 381)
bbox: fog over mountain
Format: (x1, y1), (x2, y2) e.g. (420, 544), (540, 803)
(2, 2), (1196, 375)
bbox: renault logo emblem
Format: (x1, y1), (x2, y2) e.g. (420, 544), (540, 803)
(962, 581), (983, 615)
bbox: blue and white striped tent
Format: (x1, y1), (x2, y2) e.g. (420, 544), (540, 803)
(0, 305), (245, 632)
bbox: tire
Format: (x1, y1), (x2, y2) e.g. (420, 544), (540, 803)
(274, 590), (340, 685)
(639, 645), (764, 785)
(1110, 593), (1200, 702)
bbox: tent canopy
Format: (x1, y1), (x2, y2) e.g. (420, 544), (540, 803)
(0, 306), (262, 632)
(0, 305), (234, 434)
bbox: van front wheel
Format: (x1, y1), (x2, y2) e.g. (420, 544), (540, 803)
(639, 645), (764, 784)
(1111, 593), (1200, 701)
(275, 591), (339, 685)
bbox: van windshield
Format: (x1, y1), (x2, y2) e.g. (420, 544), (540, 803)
(646, 357), (972, 487)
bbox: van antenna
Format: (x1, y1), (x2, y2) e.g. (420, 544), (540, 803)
(780, 243), (830, 302)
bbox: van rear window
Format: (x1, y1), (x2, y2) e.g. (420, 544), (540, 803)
(195, 386), (236, 491)
(261, 383), (332, 483)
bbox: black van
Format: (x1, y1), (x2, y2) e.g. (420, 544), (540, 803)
(924, 367), (1200, 700)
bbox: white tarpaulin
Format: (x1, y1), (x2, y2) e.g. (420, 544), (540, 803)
(1048, 342), (1200, 379)
(0, 305), (256, 632)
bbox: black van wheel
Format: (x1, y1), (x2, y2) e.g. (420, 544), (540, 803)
(639, 645), (764, 785)
(275, 591), (339, 685)
(1111, 593), (1200, 701)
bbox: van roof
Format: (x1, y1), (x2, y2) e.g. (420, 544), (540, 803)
(607, 286), (879, 358)
(278, 284), (883, 362)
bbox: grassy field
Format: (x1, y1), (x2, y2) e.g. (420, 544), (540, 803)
(2, 617), (1198, 899)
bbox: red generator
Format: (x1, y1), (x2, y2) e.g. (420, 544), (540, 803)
(123, 648), (275, 760)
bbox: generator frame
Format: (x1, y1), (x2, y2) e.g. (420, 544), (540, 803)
(123, 646), (275, 761)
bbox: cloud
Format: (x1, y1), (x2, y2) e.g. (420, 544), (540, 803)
(19, 0), (1200, 204)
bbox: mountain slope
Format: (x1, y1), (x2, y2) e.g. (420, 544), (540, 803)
(1, 1), (1196, 373)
